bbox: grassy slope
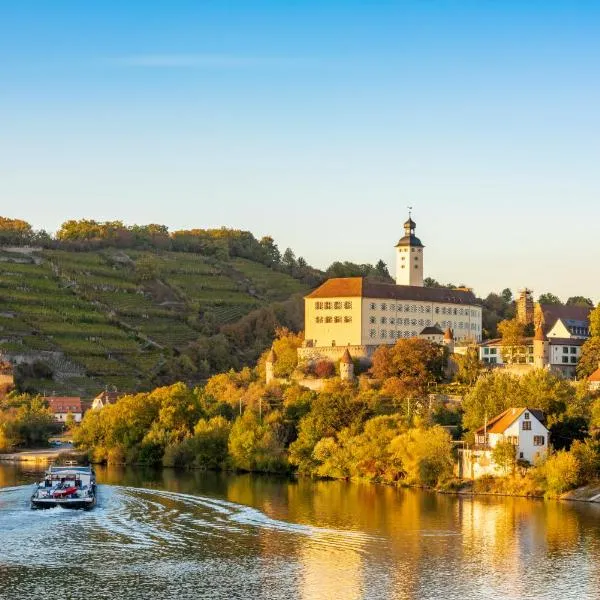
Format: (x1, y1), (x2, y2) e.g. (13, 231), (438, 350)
(0, 248), (308, 396)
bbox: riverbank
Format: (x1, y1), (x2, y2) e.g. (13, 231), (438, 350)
(0, 443), (76, 463)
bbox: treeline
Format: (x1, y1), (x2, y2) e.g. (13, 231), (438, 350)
(0, 216), (323, 286)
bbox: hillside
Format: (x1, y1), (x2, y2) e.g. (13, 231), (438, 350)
(0, 246), (311, 396)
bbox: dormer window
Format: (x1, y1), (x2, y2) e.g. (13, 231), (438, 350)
(524, 412), (530, 420)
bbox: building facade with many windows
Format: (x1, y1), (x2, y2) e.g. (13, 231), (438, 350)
(299, 216), (482, 363)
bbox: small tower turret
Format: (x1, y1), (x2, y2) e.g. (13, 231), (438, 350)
(339, 349), (355, 382)
(265, 348), (277, 385)
(533, 324), (549, 369)
(443, 327), (455, 353)
(395, 210), (424, 287)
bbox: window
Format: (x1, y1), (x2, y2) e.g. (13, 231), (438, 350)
(344, 316), (352, 323)
(414, 265), (418, 269)
(522, 421), (532, 431)
(324, 302), (332, 310)
(425, 306), (431, 313)
(411, 319), (417, 325)
(404, 318), (410, 325)
(389, 303), (395, 311)
(411, 305), (416, 312)
(390, 318), (395, 324)
(369, 316), (376, 324)
(524, 412), (529, 420)
(435, 307), (440, 314)
(315, 302), (323, 310)
(571, 357), (577, 364)
(570, 347), (577, 354)
(381, 330), (387, 339)
(344, 301), (352, 309)
(381, 317), (387, 324)
(381, 303), (387, 311)
(563, 347), (569, 354)
(370, 302), (376, 310)
(334, 316), (342, 323)
(315, 317), (323, 323)
(404, 304), (410, 311)
(334, 301), (342, 309)
(534, 436), (545, 446)
(369, 329), (376, 338)
(562, 356), (569, 364)
(483, 348), (490, 355)
(325, 316), (332, 323)
(398, 305), (403, 312)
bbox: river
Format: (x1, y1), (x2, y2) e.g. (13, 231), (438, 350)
(0, 463), (599, 599)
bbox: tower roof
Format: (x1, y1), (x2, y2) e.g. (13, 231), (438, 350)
(395, 213), (424, 248)
(340, 349), (353, 364)
(444, 327), (454, 341)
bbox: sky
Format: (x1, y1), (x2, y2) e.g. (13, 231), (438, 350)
(1, 1), (599, 301)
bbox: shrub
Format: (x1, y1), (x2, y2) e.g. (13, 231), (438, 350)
(313, 360), (335, 379)
(542, 451), (580, 497)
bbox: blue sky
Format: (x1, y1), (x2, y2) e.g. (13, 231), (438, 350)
(1, 1), (599, 300)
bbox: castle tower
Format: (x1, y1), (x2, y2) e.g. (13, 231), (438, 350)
(533, 324), (549, 369)
(265, 348), (277, 385)
(517, 289), (534, 325)
(442, 327), (455, 354)
(395, 211), (424, 287)
(339, 348), (355, 382)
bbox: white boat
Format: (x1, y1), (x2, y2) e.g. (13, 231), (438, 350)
(30, 466), (96, 510)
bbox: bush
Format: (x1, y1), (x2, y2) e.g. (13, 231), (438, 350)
(542, 451), (580, 497)
(313, 360), (335, 379)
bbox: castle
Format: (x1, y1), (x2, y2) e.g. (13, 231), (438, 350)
(298, 215), (482, 364)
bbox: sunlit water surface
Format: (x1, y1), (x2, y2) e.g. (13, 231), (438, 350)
(1, 464), (600, 599)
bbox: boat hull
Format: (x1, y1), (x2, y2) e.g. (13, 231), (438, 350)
(31, 497), (96, 510)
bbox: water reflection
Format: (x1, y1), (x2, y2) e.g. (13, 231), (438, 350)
(1, 464), (600, 599)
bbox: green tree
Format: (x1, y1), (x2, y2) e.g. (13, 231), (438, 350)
(566, 296), (594, 307)
(390, 426), (454, 487)
(538, 293), (562, 306)
(541, 451), (579, 496)
(577, 337), (600, 378)
(454, 346), (481, 385)
(590, 303), (600, 338)
(492, 440), (516, 474)
(497, 318), (527, 364)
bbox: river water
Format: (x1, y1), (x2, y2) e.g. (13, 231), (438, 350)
(0, 464), (599, 600)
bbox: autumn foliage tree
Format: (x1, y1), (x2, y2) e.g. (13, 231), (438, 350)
(370, 338), (446, 397)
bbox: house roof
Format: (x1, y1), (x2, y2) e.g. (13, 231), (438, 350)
(475, 407), (545, 435)
(306, 277), (478, 305)
(546, 337), (586, 346)
(540, 304), (591, 333)
(340, 349), (353, 364)
(420, 326), (444, 335)
(46, 396), (82, 413)
(93, 390), (119, 405)
(588, 367), (600, 383)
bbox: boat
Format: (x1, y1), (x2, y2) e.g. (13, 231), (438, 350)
(30, 466), (97, 510)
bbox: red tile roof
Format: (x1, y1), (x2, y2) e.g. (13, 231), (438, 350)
(46, 396), (82, 414)
(589, 368), (600, 383)
(475, 407), (545, 434)
(306, 277), (478, 305)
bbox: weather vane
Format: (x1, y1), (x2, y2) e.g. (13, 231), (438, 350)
(408, 205), (413, 218)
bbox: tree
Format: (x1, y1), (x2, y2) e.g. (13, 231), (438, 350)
(281, 248), (296, 273)
(370, 338), (446, 396)
(538, 293), (562, 306)
(566, 296), (594, 308)
(374, 259), (391, 280)
(259, 236), (281, 265)
(389, 426), (454, 486)
(492, 440), (516, 474)
(590, 304), (600, 338)
(541, 451), (579, 496)
(501, 288), (513, 303)
(497, 318), (527, 364)
(454, 347), (481, 385)
(578, 338), (600, 378)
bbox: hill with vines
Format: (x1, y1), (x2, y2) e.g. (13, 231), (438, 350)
(0, 245), (315, 396)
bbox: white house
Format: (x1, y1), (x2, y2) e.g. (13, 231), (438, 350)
(458, 407), (549, 479)
(46, 396), (83, 423)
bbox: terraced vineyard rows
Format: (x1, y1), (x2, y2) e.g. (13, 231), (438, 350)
(0, 247), (310, 396)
